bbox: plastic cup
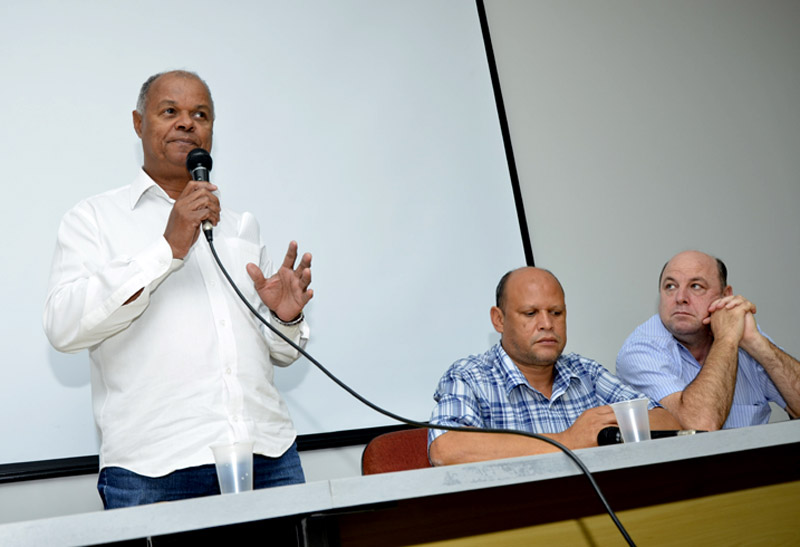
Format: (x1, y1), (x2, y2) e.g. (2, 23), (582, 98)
(609, 398), (651, 443)
(211, 441), (254, 494)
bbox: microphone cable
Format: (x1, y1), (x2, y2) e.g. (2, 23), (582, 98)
(205, 233), (636, 547)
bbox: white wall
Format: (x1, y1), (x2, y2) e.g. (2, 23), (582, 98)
(0, 0), (522, 465)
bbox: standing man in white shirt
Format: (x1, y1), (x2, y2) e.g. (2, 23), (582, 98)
(43, 70), (314, 508)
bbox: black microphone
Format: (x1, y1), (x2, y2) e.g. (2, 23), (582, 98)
(185, 148), (214, 239)
(597, 426), (705, 445)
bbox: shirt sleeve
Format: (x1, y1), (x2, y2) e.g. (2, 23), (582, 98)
(263, 318), (310, 366)
(616, 335), (688, 404)
(592, 361), (662, 410)
(43, 203), (180, 353)
(427, 366), (485, 448)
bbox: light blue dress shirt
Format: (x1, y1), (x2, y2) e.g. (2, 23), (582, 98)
(616, 314), (786, 428)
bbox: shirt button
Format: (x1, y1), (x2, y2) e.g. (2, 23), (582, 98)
(226, 367), (232, 375)
(219, 319), (227, 327)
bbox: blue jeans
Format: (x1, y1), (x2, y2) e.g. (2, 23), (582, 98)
(98, 443), (305, 509)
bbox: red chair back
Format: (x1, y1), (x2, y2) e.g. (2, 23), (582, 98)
(361, 428), (431, 475)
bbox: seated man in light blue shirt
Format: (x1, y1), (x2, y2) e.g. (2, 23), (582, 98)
(616, 250), (800, 430)
(428, 267), (678, 466)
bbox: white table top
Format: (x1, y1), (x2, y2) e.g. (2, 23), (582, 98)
(1, 420), (797, 547)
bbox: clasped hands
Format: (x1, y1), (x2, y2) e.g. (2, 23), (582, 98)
(703, 294), (762, 351)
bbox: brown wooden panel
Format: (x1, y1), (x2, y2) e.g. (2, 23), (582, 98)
(333, 442), (799, 546)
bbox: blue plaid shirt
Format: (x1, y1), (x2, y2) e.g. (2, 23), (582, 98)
(428, 343), (657, 447)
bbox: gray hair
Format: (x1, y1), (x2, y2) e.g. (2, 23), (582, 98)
(135, 70), (215, 118)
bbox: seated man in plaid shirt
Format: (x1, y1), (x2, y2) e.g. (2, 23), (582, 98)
(428, 267), (679, 465)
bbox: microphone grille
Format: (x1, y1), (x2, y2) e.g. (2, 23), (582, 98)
(186, 148), (213, 172)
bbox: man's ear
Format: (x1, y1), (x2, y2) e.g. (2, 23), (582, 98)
(490, 306), (504, 334)
(132, 110), (143, 138)
(723, 285), (733, 297)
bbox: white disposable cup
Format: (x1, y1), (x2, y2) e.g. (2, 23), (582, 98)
(211, 441), (254, 494)
(609, 398), (651, 443)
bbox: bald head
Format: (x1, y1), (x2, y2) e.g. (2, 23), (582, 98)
(496, 267), (564, 311)
(659, 250), (727, 291)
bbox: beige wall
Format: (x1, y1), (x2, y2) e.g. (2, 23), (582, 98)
(483, 0), (800, 392)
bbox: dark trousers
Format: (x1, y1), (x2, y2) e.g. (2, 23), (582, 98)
(97, 442), (305, 509)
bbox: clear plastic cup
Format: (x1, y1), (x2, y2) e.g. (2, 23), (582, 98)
(211, 441), (254, 494)
(609, 398), (651, 443)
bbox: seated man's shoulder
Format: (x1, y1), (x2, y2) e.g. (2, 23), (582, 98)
(633, 314), (671, 336)
(558, 352), (611, 377)
(616, 315), (685, 393)
(447, 345), (504, 377)
(621, 314), (676, 350)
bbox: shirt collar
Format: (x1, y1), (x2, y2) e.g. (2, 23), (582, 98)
(493, 344), (529, 394)
(128, 168), (172, 210)
(494, 343), (580, 400)
(550, 355), (581, 400)
(652, 315), (704, 369)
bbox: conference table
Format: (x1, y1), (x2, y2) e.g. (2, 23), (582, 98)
(1, 420), (797, 546)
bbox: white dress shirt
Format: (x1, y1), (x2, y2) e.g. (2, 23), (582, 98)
(44, 169), (309, 477)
